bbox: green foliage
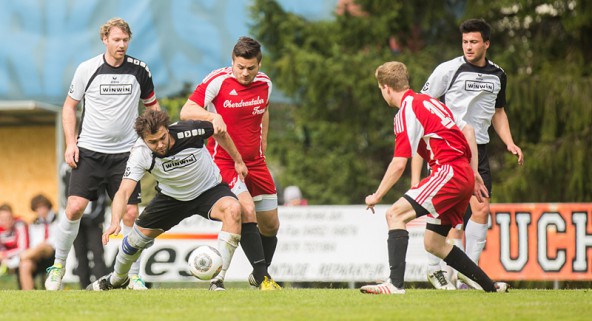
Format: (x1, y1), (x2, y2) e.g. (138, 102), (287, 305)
(251, 0), (592, 203)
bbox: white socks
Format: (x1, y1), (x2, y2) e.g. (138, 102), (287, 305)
(53, 216), (81, 264)
(122, 224), (142, 276)
(465, 220), (488, 264)
(215, 231), (241, 281)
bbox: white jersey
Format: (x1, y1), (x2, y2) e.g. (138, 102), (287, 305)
(421, 56), (507, 144)
(68, 54), (157, 153)
(124, 120), (222, 201)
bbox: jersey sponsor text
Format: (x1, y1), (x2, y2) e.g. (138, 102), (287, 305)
(223, 96), (265, 108)
(464, 80), (494, 93)
(100, 84), (132, 95)
(162, 154), (197, 172)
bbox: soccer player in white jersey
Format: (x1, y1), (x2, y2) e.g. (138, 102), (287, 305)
(416, 18), (524, 290)
(359, 61), (508, 295)
(180, 37), (281, 291)
(45, 17), (161, 291)
(87, 109), (247, 290)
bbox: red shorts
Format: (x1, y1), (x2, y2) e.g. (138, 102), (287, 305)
(216, 158), (276, 198)
(405, 160), (473, 228)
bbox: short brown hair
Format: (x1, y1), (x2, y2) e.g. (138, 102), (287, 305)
(0, 203), (13, 213)
(460, 18), (491, 42)
(31, 194), (53, 211)
(99, 17), (132, 40)
(135, 109), (170, 139)
(375, 61), (409, 91)
(232, 36), (262, 62)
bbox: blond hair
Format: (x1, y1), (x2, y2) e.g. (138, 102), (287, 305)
(375, 61), (409, 91)
(99, 17), (132, 40)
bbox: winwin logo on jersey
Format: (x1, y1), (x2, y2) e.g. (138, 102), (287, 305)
(100, 84), (132, 95)
(162, 155), (197, 172)
(464, 80), (494, 93)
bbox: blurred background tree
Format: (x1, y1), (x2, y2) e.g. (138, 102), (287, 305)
(250, 0), (592, 204)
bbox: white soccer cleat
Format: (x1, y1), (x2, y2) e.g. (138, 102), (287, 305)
(494, 282), (509, 293)
(457, 272), (483, 290)
(45, 263), (65, 291)
(209, 277), (226, 291)
(427, 270), (456, 290)
(360, 279), (405, 295)
(86, 273), (129, 291)
(127, 274), (148, 290)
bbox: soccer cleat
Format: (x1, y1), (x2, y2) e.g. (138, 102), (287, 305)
(248, 273), (258, 288)
(457, 272), (483, 290)
(209, 278), (226, 291)
(127, 274), (148, 290)
(45, 263), (65, 291)
(259, 276), (282, 291)
(427, 270), (456, 290)
(86, 273), (129, 291)
(360, 279), (405, 295)
(494, 282), (509, 293)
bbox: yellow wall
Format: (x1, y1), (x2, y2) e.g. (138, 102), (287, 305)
(0, 126), (58, 223)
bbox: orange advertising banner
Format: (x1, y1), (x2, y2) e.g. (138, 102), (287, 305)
(480, 203), (592, 280)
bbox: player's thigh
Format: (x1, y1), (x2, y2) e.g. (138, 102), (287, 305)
(105, 152), (141, 204)
(67, 148), (105, 201)
(136, 193), (197, 232)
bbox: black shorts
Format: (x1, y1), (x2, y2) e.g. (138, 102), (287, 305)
(136, 183), (237, 232)
(68, 147), (141, 204)
(476, 144), (492, 196)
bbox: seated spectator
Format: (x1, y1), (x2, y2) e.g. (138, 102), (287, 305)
(18, 195), (58, 290)
(0, 203), (28, 276)
(283, 186), (308, 206)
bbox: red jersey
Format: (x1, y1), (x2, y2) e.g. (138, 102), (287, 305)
(189, 67), (272, 162)
(393, 90), (471, 167)
(0, 220), (29, 259)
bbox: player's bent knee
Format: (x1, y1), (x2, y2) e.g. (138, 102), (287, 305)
(122, 227), (154, 255)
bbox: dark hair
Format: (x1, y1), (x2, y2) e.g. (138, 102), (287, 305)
(460, 18), (491, 42)
(0, 203), (13, 213)
(31, 194), (53, 211)
(134, 109), (170, 139)
(232, 36), (262, 62)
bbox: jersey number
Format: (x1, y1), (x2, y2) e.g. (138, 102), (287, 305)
(423, 99), (455, 129)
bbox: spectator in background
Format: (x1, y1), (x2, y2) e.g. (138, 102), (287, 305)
(0, 204), (28, 276)
(283, 186), (308, 206)
(73, 189), (109, 288)
(18, 195), (58, 290)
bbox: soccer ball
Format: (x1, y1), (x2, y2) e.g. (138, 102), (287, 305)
(188, 245), (223, 280)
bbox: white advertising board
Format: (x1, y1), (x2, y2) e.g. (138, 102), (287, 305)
(63, 205), (430, 283)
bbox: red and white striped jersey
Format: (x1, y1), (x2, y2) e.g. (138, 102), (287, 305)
(188, 67), (272, 162)
(393, 90), (471, 167)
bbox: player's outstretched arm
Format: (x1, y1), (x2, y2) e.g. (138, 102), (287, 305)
(212, 131), (248, 180)
(461, 124), (488, 202)
(492, 107), (524, 166)
(103, 179), (136, 245)
(366, 157), (407, 213)
(62, 96), (81, 168)
(180, 99), (227, 134)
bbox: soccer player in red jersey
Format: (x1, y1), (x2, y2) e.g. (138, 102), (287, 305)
(180, 37), (280, 290)
(359, 61), (508, 294)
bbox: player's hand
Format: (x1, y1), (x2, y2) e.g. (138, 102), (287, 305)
(365, 193), (381, 214)
(234, 161), (248, 181)
(507, 144), (524, 166)
(473, 174), (489, 203)
(211, 113), (227, 134)
(64, 144), (79, 168)
(102, 223), (121, 245)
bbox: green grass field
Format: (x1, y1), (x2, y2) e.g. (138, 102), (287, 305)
(0, 286), (589, 321)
